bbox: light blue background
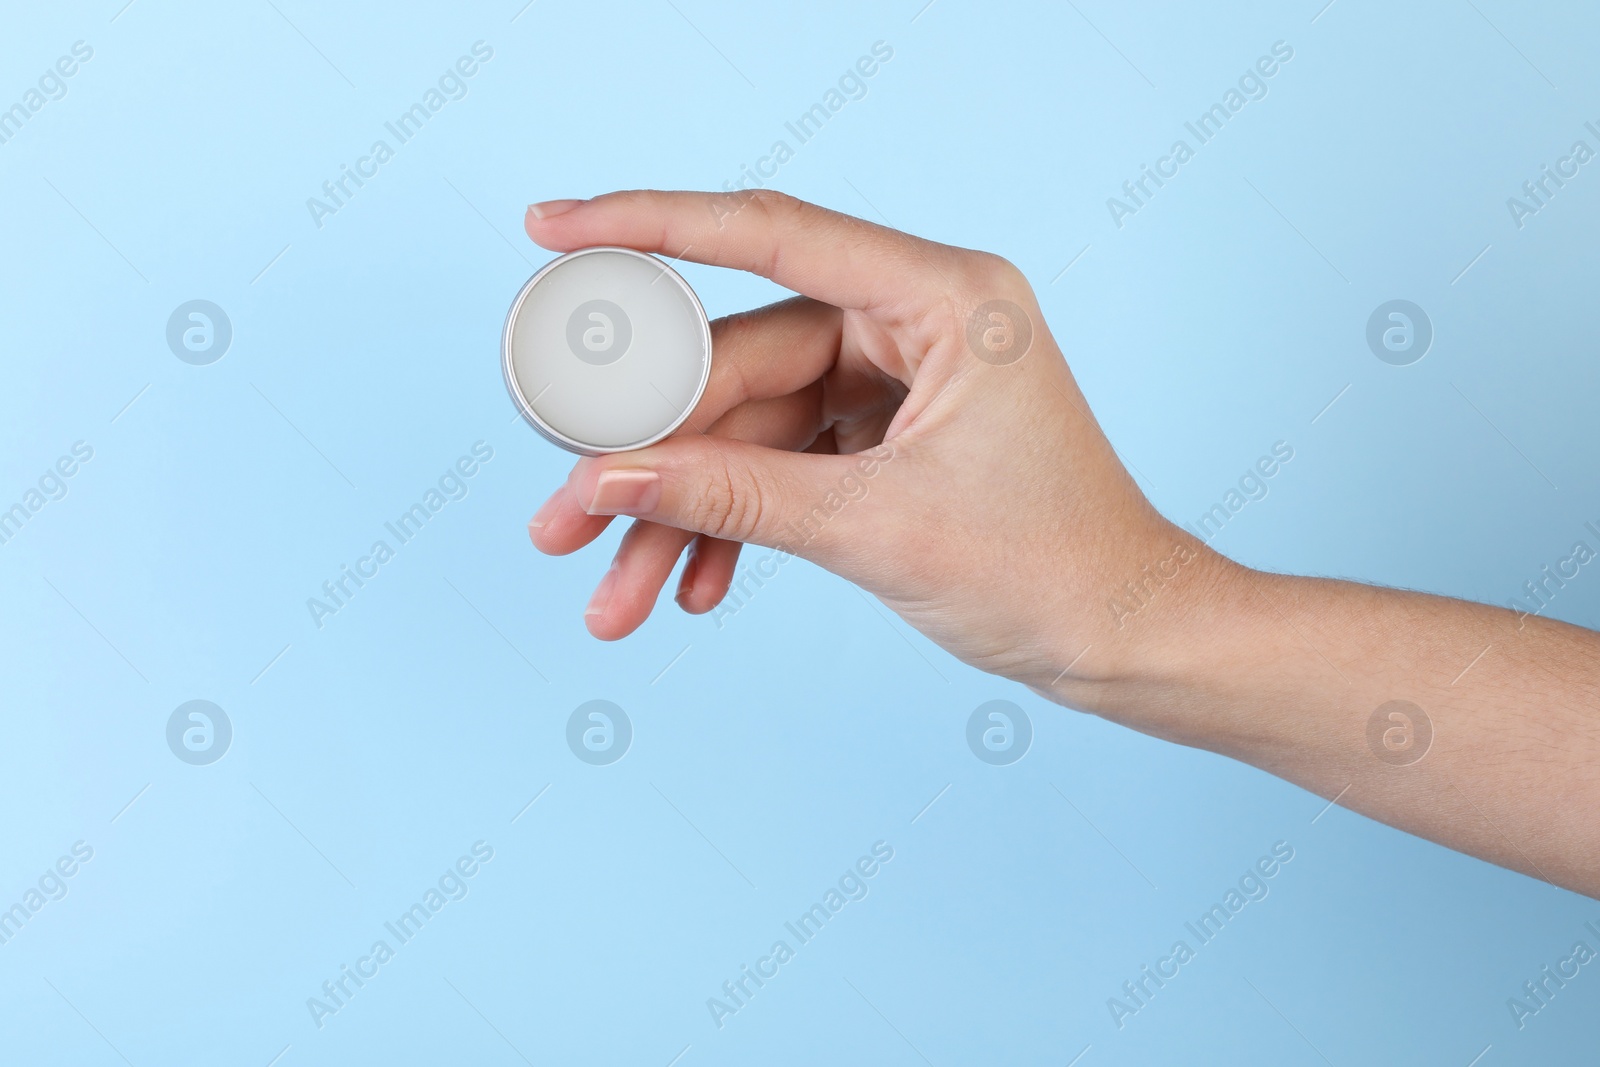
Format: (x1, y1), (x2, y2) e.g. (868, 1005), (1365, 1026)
(2, 1), (1597, 1063)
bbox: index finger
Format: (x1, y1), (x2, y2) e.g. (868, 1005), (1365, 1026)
(523, 189), (951, 312)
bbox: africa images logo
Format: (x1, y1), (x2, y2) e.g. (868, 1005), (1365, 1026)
(567, 700), (631, 765)
(1365, 300), (1432, 366)
(166, 700), (232, 766)
(966, 700), (1032, 765)
(566, 300), (632, 366)
(1366, 700), (1432, 767)
(165, 300), (232, 365)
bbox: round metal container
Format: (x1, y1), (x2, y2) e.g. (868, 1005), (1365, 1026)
(503, 247), (712, 455)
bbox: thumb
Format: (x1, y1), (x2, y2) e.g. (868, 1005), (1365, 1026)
(573, 437), (895, 568)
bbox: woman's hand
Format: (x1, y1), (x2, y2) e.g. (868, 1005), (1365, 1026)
(522, 190), (1600, 897)
(522, 189), (1224, 697)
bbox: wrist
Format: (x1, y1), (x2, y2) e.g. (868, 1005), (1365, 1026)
(1037, 526), (1259, 742)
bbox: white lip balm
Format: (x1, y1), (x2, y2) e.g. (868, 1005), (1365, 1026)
(502, 247), (712, 455)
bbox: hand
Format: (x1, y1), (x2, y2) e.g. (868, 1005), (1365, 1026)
(521, 191), (1600, 898)
(523, 190), (1226, 698)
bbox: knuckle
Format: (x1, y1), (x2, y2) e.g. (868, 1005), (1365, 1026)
(691, 456), (763, 542)
(744, 188), (804, 225)
(602, 188), (651, 211)
(739, 190), (807, 278)
(948, 252), (1040, 365)
(965, 251), (1030, 295)
(712, 307), (759, 344)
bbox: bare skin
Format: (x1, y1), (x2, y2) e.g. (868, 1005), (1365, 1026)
(523, 189), (1600, 900)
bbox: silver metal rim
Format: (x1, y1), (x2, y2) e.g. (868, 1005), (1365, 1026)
(501, 246), (713, 456)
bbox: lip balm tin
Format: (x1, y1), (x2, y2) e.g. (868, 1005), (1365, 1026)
(502, 247), (713, 455)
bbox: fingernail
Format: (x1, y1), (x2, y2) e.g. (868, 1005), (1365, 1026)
(528, 490), (562, 532)
(675, 552), (699, 606)
(585, 470), (660, 516)
(585, 565), (619, 618)
(527, 199), (584, 220)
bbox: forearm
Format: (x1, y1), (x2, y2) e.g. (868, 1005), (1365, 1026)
(1050, 536), (1600, 899)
